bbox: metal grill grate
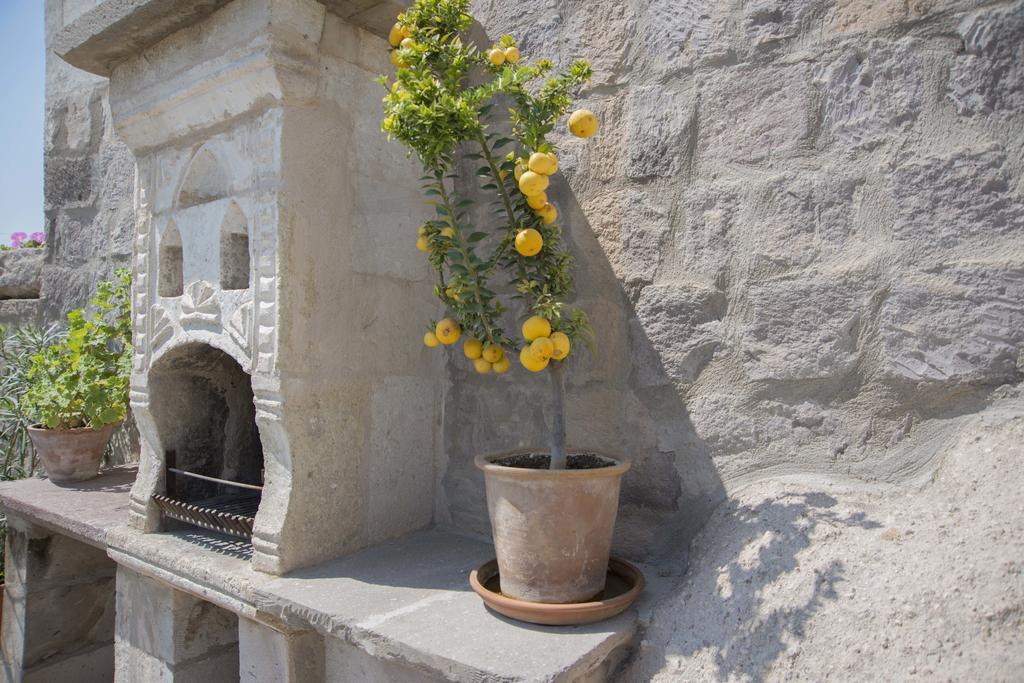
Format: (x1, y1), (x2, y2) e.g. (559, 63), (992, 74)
(153, 492), (260, 539)
(153, 450), (262, 540)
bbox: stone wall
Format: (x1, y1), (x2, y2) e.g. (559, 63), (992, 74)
(440, 0), (1024, 560)
(40, 0), (135, 323)
(35, 0), (1022, 567)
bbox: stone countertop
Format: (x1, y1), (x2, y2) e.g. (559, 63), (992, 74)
(255, 528), (658, 682)
(0, 465), (136, 549)
(0, 467), (663, 680)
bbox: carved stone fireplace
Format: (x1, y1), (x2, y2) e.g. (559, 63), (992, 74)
(77, 0), (441, 575)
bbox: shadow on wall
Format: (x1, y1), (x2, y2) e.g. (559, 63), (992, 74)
(628, 491), (881, 681)
(439, 21), (726, 570)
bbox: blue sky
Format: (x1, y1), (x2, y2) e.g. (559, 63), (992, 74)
(0, 1), (45, 246)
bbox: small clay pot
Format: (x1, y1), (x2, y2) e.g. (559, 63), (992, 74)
(27, 424), (114, 483)
(476, 450), (630, 604)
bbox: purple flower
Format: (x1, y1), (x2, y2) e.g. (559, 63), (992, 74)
(29, 232), (45, 244)
(10, 232), (27, 248)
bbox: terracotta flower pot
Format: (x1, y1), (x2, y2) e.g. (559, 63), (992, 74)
(476, 450), (630, 604)
(27, 424), (114, 483)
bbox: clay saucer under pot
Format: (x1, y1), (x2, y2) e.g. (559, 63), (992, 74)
(470, 557), (645, 626)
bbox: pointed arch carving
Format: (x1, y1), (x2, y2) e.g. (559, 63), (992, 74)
(177, 147), (230, 208)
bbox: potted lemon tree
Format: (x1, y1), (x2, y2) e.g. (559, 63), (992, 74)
(21, 270), (132, 483)
(382, 0), (634, 615)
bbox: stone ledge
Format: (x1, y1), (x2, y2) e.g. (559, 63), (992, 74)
(53, 0), (232, 76)
(255, 529), (656, 682)
(0, 299), (42, 327)
(0, 468), (664, 681)
(54, 0), (404, 76)
(0, 248), (44, 300)
(106, 526), (272, 622)
(0, 466), (136, 549)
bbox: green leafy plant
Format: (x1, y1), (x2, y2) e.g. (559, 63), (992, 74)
(0, 323), (62, 478)
(380, 0), (599, 468)
(1, 323), (64, 585)
(21, 269), (132, 430)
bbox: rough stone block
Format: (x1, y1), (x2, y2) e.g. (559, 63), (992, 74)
(0, 299), (41, 327)
(817, 39), (927, 150)
(626, 0), (730, 76)
(879, 262), (1024, 387)
(738, 274), (873, 381)
(626, 85), (696, 180)
(44, 155), (93, 210)
(741, 170), (861, 269)
(114, 567), (239, 682)
(1, 521), (116, 683)
(887, 145), (1023, 254)
(698, 63), (814, 166)
(560, 0), (630, 86)
(741, 0), (819, 48)
(239, 619), (324, 683)
(631, 282), (726, 386)
(0, 249), (44, 300)
(948, 2), (1024, 118)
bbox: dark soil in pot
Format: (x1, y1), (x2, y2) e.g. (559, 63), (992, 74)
(492, 452), (615, 470)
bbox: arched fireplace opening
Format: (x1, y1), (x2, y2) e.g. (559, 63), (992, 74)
(148, 343), (263, 539)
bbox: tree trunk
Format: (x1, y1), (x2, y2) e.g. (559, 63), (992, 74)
(549, 361), (567, 470)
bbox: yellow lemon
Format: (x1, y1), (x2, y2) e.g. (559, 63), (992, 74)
(445, 286), (460, 302)
(488, 48), (506, 65)
(390, 50), (407, 68)
(473, 358), (493, 374)
(481, 344), (504, 363)
(514, 159), (529, 182)
(492, 355), (511, 374)
(401, 23), (412, 38)
(416, 235), (430, 252)
(440, 227), (455, 238)
(535, 203), (557, 225)
(519, 345), (549, 372)
(522, 315), (552, 341)
(388, 23), (404, 47)
(530, 336), (554, 360)
(526, 192), (548, 210)
(504, 46), (521, 63)
(417, 224), (428, 237)
(528, 152), (558, 175)
(515, 228), (543, 257)
(435, 318), (461, 345)
(568, 109), (599, 138)
(463, 337), (483, 359)
(518, 170), (549, 196)
(423, 331), (440, 347)
(550, 331), (570, 359)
